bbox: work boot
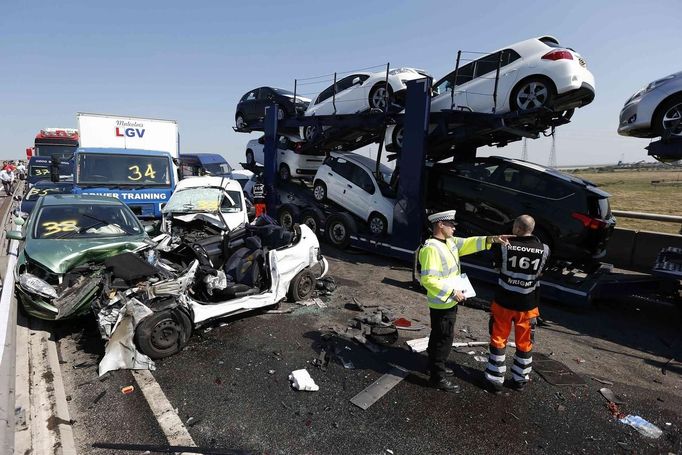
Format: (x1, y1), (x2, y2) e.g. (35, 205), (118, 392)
(430, 378), (460, 393)
(509, 380), (527, 392)
(444, 367), (455, 377)
(482, 379), (503, 395)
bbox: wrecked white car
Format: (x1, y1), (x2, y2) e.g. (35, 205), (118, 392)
(95, 176), (328, 375)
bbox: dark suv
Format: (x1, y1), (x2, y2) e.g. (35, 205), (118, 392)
(235, 86), (310, 130)
(426, 156), (615, 264)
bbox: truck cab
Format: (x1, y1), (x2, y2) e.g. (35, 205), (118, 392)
(72, 147), (177, 220)
(178, 153), (233, 179)
(26, 156), (73, 188)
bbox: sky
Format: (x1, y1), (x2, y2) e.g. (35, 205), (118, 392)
(1, 0), (679, 167)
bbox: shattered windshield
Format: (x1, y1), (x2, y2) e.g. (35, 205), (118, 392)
(34, 204), (143, 239)
(164, 187), (225, 213)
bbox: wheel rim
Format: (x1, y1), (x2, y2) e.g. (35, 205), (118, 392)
(516, 81), (549, 109)
(369, 217), (384, 234)
(662, 103), (682, 136)
(150, 319), (180, 351)
(280, 211), (293, 229)
(313, 185), (324, 200)
(371, 87), (388, 109)
(330, 222), (346, 244)
(303, 216), (317, 232)
(246, 151), (254, 164)
(305, 126), (316, 141)
(236, 115), (245, 128)
(297, 274), (314, 297)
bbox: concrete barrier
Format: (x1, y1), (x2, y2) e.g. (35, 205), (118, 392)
(605, 227), (682, 271)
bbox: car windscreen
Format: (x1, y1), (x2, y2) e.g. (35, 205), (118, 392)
(203, 162), (233, 175)
(29, 165), (50, 177)
(34, 204), (142, 239)
(272, 88), (295, 96)
(164, 187), (241, 213)
(34, 145), (77, 159)
(77, 153), (171, 186)
(24, 184), (73, 201)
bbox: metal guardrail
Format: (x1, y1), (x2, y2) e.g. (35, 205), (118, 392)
(612, 210), (682, 223)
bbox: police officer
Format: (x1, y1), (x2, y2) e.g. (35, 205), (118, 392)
(484, 214), (550, 392)
(419, 210), (510, 392)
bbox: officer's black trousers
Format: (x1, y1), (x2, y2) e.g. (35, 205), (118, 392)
(427, 305), (458, 381)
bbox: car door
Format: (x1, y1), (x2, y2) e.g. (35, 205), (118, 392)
(466, 49), (522, 113)
(325, 156), (352, 203)
(478, 161), (523, 232)
(430, 61), (474, 112)
(307, 84), (336, 117)
(255, 88), (275, 119)
(242, 90), (259, 120)
(333, 74), (371, 114)
(346, 164), (376, 220)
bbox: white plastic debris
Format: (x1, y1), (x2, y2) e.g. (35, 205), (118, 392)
(619, 415), (663, 439)
(473, 355), (487, 362)
(288, 369), (319, 392)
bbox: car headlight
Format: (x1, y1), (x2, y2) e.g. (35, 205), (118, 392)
(19, 273), (58, 299)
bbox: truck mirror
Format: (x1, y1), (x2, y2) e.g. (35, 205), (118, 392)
(50, 155), (60, 183)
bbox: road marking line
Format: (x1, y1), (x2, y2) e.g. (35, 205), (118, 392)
(132, 370), (197, 450)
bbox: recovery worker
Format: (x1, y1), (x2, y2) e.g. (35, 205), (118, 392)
(484, 214), (550, 392)
(419, 210), (510, 392)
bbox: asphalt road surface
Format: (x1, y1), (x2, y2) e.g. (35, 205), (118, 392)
(52, 246), (682, 454)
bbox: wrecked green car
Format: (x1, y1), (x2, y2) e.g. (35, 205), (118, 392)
(8, 195), (151, 320)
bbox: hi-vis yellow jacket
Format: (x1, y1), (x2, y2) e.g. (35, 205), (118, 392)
(419, 236), (490, 309)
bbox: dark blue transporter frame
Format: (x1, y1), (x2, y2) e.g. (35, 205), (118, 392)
(255, 79), (678, 306)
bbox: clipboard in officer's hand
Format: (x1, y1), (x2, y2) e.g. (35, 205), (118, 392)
(451, 273), (476, 298)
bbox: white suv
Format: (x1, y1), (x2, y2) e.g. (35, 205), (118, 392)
(245, 135), (324, 181)
(312, 153), (396, 235)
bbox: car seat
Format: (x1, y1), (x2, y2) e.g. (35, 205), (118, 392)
(219, 236), (265, 298)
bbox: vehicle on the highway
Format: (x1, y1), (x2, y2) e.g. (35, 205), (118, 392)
(426, 156), (615, 263)
(162, 176), (250, 234)
(179, 153), (232, 179)
(26, 155), (73, 188)
(245, 135), (325, 181)
(618, 71), (682, 138)
(385, 36), (596, 151)
(235, 87), (310, 130)
(9, 195), (150, 320)
(300, 68), (430, 141)
(313, 152), (396, 235)
(19, 181), (75, 216)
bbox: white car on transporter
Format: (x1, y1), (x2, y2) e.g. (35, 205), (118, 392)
(312, 152), (396, 239)
(300, 67), (430, 142)
(245, 135), (324, 181)
(385, 35), (596, 151)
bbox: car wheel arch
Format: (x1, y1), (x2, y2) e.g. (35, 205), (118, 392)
(510, 75), (557, 110)
(651, 92), (682, 136)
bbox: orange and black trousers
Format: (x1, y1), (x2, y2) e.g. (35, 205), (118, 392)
(485, 301), (539, 386)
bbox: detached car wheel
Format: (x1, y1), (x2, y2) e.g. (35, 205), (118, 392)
(288, 269), (316, 302)
(511, 77), (555, 111)
(134, 309), (192, 360)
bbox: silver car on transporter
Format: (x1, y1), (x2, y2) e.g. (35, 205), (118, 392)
(618, 71), (682, 138)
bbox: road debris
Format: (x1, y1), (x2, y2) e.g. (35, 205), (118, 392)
(619, 415), (663, 439)
(93, 391), (106, 404)
(350, 365), (409, 410)
(590, 377), (614, 385)
(599, 388), (625, 404)
(473, 356), (487, 362)
(289, 369), (319, 392)
(121, 385), (135, 395)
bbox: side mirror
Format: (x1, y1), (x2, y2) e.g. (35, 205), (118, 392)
(6, 230), (25, 241)
(144, 225), (156, 234)
(352, 77), (361, 85)
(14, 216), (26, 225)
(50, 155), (60, 183)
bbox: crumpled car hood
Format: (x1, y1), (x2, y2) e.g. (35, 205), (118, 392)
(25, 237), (149, 274)
(172, 212), (244, 232)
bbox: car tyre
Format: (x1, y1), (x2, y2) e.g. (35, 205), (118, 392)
(368, 212), (388, 235)
(287, 269), (316, 302)
(391, 126), (404, 151)
(301, 208), (324, 236)
(510, 77), (555, 111)
(313, 181), (327, 202)
(325, 212), (357, 249)
(304, 125), (319, 142)
(279, 164), (291, 182)
(235, 112), (247, 129)
(369, 83), (394, 111)
(134, 308), (192, 360)
(245, 149), (255, 165)
(277, 204), (300, 231)
(652, 95), (682, 138)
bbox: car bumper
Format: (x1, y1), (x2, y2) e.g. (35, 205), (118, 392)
(617, 91), (665, 137)
(554, 82), (595, 110)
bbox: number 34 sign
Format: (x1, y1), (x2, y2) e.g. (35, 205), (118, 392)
(128, 164), (157, 181)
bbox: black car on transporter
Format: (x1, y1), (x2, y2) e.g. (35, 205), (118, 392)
(426, 156), (615, 265)
(235, 87), (310, 130)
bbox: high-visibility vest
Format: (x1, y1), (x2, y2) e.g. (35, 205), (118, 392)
(419, 236), (489, 309)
